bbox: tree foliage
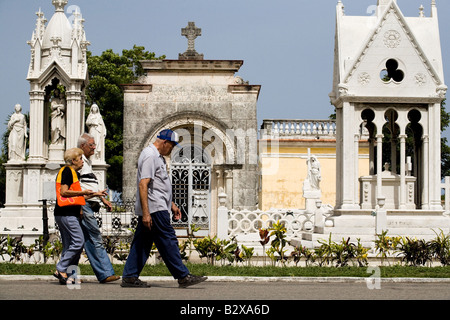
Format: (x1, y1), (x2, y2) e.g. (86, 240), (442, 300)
(0, 120), (9, 206)
(85, 45), (165, 191)
(441, 100), (450, 177)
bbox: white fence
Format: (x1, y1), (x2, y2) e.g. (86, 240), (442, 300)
(260, 119), (336, 139)
(216, 205), (334, 241)
(228, 209), (314, 238)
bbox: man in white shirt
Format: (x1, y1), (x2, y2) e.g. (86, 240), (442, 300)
(78, 133), (119, 283)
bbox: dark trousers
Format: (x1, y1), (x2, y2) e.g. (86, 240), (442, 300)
(122, 211), (189, 280)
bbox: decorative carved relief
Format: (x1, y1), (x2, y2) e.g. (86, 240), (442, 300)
(436, 85), (448, 98)
(7, 170), (22, 183)
(383, 30), (401, 48)
(358, 72), (371, 86)
(338, 83), (349, 96)
(408, 183), (414, 204)
(363, 182), (370, 204)
(415, 73), (427, 86)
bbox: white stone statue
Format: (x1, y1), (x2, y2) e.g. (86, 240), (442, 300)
(307, 155), (321, 191)
(303, 149), (322, 212)
(8, 104), (28, 161)
(50, 89), (66, 145)
(86, 104), (106, 161)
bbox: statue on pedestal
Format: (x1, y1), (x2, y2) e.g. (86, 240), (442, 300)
(86, 104), (106, 161)
(303, 149), (322, 212)
(50, 89), (66, 146)
(7, 104), (28, 161)
(303, 151), (321, 195)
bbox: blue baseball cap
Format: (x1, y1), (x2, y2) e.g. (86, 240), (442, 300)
(157, 129), (179, 145)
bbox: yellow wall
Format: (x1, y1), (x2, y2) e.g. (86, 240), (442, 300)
(259, 142), (369, 210)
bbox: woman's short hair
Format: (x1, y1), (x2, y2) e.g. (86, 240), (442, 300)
(64, 148), (84, 165)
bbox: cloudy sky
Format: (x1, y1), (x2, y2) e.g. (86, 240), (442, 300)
(1, 0), (449, 139)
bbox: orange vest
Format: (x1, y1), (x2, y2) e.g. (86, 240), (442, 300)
(56, 166), (86, 207)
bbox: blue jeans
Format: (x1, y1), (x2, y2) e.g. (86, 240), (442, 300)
(55, 215), (84, 273)
(81, 202), (116, 282)
(122, 211), (189, 280)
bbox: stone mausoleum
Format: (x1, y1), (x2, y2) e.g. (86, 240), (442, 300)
(122, 21), (260, 236)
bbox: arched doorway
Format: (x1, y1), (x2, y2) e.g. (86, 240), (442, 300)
(170, 144), (211, 236)
(137, 116), (240, 237)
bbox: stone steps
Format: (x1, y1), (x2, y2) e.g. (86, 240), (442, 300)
(295, 233), (374, 249)
(233, 211), (450, 251)
(297, 212), (450, 248)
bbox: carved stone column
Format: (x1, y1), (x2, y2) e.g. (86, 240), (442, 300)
(65, 89), (84, 149)
(421, 134), (429, 209)
(28, 90), (46, 162)
(225, 169), (233, 209)
(376, 134), (384, 202)
(399, 134), (407, 209)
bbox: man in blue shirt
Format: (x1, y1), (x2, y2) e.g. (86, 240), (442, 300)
(121, 129), (207, 288)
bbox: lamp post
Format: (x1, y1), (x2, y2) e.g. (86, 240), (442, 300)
(39, 199), (50, 263)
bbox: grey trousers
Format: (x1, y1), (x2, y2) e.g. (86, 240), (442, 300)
(55, 215), (85, 273)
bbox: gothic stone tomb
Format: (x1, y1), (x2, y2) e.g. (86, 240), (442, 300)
(1, 1), (108, 243)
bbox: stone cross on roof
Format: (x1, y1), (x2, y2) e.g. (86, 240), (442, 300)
(179, 22), (204, 60)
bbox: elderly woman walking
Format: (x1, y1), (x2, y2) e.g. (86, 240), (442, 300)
(53, 148), (94, 284)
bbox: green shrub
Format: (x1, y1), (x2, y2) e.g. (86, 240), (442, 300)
(1, 227), (449, 268)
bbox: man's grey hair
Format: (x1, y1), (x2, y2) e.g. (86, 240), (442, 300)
(77, 132), (95, 147)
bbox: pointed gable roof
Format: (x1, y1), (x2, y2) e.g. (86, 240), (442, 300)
(332, 0), (446, 101)
(343, 1), (442, 86)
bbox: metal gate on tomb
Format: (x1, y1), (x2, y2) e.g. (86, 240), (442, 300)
(170, 145), (211, 236)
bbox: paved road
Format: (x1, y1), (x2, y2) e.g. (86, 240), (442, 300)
(1, 276), (448, 318)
